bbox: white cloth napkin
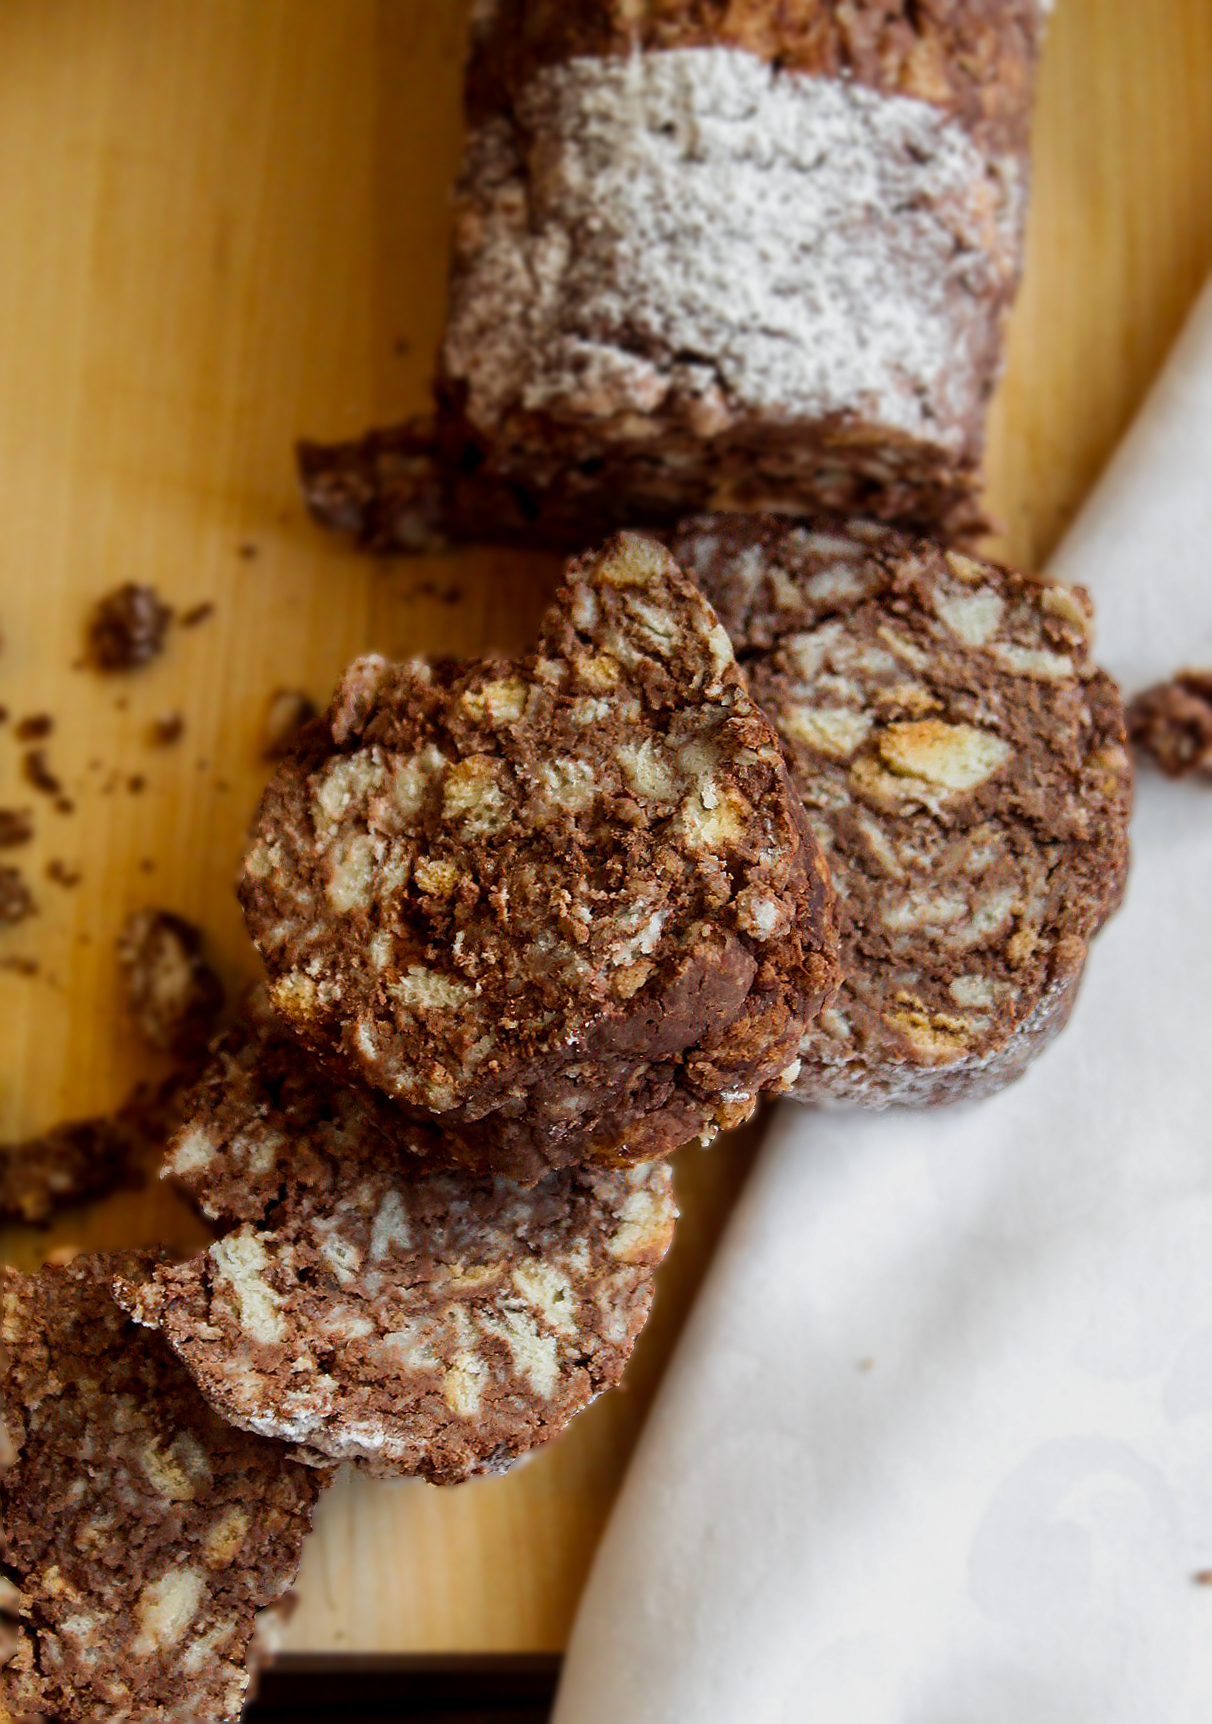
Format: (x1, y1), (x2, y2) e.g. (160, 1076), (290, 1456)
(553, 275), (1212, 1724)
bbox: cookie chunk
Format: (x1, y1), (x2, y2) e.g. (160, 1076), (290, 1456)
(240, 533), (837, 1179)
(1127, 670), (1212, 780)
(299, 1), (1049, 556)
(0, 1255), (323, 1723)
(115, 997), (676, 1483)
(672, 514), (1132, 1105)
(117, 908), (225, 1058)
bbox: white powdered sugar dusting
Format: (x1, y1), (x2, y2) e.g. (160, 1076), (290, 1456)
(443, 47), (1023, 459)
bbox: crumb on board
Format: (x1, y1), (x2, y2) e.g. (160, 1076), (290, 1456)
(87, 582), (172, 670)
(1127, 670), (1212, 779)
(0, 866), (35, 926)
(22, 748), (61, 796)
(14, 713), (53, 741)
(0, 954), (39, 976)
(149, 712), (185, 747)
(179, 599), (215, 627)
(117, 907), (224, 1057)
(0, 809), (34, 848)
(46, 859), (81, 888)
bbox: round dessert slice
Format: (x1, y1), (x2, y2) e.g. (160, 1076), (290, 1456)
(116, 998), (678, 1484)
(670, 513), (1133, 1105)
(238, 531), (838, 1181)
(0, 1253), (323, 1724)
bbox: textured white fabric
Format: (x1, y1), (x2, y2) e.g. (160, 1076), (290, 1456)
(553, 274), (1212, 1724)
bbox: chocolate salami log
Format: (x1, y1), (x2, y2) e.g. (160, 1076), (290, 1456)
(300, 0), (1051, 553)
(238, 533), (838, 1179)
(0, 1256), (323, 1724)
(671, 513), (1132, 1107)
(117, 995), (677, 1485)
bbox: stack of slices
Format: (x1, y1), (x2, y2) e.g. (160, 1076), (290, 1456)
(3, 6), (1142, 1720)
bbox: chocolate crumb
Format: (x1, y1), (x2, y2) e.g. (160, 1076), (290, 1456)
(0, 866), (35, 926)
(22, 747), (61, 796)
(262, 688), (317, 759)
(127, 773), (146, 794)
(0, 954), (39, 976)
(117, 907), (225, 1057)
(179, 599), (215, 627)
(0, 809), (33, 847)
(139, 858), (156, 873)
(54, 796), (75, 815)
(14, 713), (53, 741)
(149, 711), (185, 746)
(0, 1075), (190, 1223)
(1194, 1570), (1212, 1586)
(1128, 671), (1212, 779)
(87, 582), (172, 670)
(237, 543), (258, 560)
(46, 859), (81, 888)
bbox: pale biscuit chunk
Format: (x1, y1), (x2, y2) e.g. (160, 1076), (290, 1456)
(673, 514), (1132, 1105)
(239, 532), (838, 1181)
(0, 1255), (322, 1724)
(115, 1000), (677, 1483)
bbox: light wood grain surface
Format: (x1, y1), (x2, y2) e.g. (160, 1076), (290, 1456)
(0, 0), (1209, 1655)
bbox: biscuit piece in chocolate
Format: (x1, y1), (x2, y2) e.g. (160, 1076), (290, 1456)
(1127, 670), (1212, 780)
(240, 532), (837, 1180)
(0, 1255), (323, 1723)
(673, 514), (1132, 1105)
(116, 997), (676, 1483)
(87, 582), (172, 671)
(117, 908), (225, 1058)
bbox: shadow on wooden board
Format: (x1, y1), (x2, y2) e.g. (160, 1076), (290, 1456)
(248, 1654), (560, 1721)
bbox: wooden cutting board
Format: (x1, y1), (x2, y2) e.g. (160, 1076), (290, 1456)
(0, 0), (1209, 1655)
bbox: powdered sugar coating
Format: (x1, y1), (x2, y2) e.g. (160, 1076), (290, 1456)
(444, 47), (1022, 464)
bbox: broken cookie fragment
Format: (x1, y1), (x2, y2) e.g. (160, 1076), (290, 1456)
(117, 908), (225, 1058)
(1127, 670), (1212, 779)
(240, 531), (838, 1181)
(116, 996), (676, 1484)
(0, 1254), (323, 1724)
(673, 514), (1132, 1106)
